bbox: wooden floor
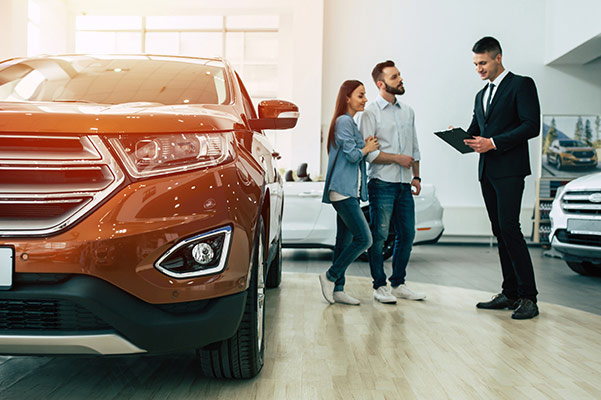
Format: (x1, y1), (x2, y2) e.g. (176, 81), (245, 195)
(1, 272), (601, 399)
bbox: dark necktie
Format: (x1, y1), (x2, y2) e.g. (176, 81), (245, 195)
(485, 83), (495, 117)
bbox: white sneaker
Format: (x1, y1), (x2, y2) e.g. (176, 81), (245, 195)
(391, 284), (426, 300)
(333, 291), (360, 305)
(319, 272), (335, 304)
(373, 286), (397, 304)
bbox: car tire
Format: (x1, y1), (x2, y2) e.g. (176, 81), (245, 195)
(557, 157), (563, 170)
(198, 217), (266, 378)
(357, 207), (394, 262)
(266, 225), (282, 289)
(567, 261), (601, 276)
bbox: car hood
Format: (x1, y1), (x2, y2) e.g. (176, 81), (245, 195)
(0, 101), (244, 134)
(565, 172), (601, 191)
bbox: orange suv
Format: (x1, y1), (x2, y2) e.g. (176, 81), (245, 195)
(0, 55), (298, 378)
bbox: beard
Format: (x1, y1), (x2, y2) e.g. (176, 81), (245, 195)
(384, 82), (405, 95)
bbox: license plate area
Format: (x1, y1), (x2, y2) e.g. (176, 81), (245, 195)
(567, 219), (601, 235)
(0, 247), (14, 290)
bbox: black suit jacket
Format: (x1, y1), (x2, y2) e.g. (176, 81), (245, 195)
(467, 72), (540, 180)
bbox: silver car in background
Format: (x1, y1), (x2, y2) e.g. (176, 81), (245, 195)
(550, 172), (601, 276)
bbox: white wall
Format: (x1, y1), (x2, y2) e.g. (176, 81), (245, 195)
(322, 0), (601, 237)
(545, 0), (601, 64)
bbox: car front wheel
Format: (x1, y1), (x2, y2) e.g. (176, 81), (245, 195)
(567, 261), (601, 276)
(198, 217), (266, 378)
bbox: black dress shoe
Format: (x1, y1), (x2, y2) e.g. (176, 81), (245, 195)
(511, 299), (539, 320)
(476, 293), (520, 310)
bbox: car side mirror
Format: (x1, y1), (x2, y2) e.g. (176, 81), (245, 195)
(249, 100), (299, 130)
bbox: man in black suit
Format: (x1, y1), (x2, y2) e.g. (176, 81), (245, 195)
(463, 36), (540, 319)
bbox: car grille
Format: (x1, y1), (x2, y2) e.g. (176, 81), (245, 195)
(0, 299), (112, 331)
(556, 229), (601, 247)
(572, 151), (594, 158)
(0, 135), (124, 236)
(561, 190), (601, 215)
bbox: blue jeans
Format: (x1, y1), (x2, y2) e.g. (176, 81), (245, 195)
(326, 197), (373, 292)
(367, 179), (415, 289)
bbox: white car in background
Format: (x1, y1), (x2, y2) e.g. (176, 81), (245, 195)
(282, 179), (444, 260)
(550, 172), (601, 276)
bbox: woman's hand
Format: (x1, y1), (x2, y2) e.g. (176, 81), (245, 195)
(362, 136), (379, 154)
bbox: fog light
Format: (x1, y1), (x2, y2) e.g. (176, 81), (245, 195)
(192, 243), (214, 265)
(155, 226), (232, 278)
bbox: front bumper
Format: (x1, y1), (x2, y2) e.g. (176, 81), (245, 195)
(560, 156), (597, 167)
(0, 274), (246, 355)
(551, 233), (601, 262)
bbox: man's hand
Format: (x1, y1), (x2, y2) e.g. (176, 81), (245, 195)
(464, 136), (495, 153)
(411, 179), (421, 196)
(396, 154), (414, 168)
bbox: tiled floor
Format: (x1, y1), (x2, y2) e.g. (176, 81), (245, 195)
(283, 244), (601, 315)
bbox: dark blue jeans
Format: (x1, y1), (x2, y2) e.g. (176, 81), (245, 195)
(367, 179), (415, 289)
(326, 197), (373, 292)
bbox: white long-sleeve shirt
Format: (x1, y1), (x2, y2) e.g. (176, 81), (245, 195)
(358, 95), (420, 184)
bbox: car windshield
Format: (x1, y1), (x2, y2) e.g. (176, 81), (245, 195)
(560, 140), (587, 147)
(0, 55), (229, 105)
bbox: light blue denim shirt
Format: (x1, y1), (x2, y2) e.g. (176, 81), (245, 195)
(322, 113), (368, 204)
(358, 95), (420, 184)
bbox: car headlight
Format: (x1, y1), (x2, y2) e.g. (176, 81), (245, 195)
(107, 132), (232, 178)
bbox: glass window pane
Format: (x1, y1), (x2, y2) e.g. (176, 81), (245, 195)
(76, 31), (116, 54)
(240, 65), (278, 98)
(115, 32), (142, 54)
(28, 0), (41, 24)
(180, 32), (223, 57)
(76, 16), (142, 30)
(27, 22), (40, 56)
(145, 32), (180, 55)
(226, 15), (279, 30)
(245, 32), (278, 63)
(146, 16), (223, 30)
(0, 57), (229, 105)
(225, 32), (243, 64)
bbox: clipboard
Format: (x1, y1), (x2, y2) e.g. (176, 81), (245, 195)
(434, 128), (475, 154)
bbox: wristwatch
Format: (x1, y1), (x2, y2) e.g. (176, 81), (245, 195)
(412, 177), (421, 182)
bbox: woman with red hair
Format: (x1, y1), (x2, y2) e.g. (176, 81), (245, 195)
(319, 80), (379, 305)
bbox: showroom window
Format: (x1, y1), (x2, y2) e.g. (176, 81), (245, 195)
(75, 15), (279, 103)
(27, 0), (41, 56)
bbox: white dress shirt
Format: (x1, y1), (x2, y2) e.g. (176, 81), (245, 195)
(482, 69), (509, 113)
(482, 69), (509, 149)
